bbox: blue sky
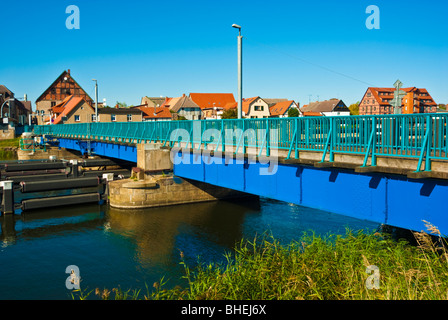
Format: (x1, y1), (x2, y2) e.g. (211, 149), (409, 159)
(1, 0), (447, 109)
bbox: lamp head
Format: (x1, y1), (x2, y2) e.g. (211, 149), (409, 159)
(232, 24), (241, 29)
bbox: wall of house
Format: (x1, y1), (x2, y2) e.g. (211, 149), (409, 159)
(98, 112), (143, 122)
(36, 101), (59, 125)
(178, 108), (202, 120)
(141, 97), (157, 108)
(246, 98), (270, 118)
(64, 102), (95, 124)
(359, 89), (381, 115)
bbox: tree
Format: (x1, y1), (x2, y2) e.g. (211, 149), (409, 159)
(349, 102), (360, 115)
(287, 108), (299, 117)
(221, 108), (237, 119)
(115, 101), (128, 108)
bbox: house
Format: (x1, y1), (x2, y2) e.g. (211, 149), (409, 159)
(189, 93), (236, 119)
(98, 106), (143, 122)
(163, 94), (202, 120)
(35, 69), (94, 124)
(301, 99), (350, 116)
(49, 95), (143, 124)
(0, 84), (32, 125)
(51, 96), (94, 124)
(269, 100), (299, 118)
(359, 87), (437, 115)
(240, 97), (270, 118)
(138, 103), (172, 121)
(302, 112), (323, 117)
(140, 96), (167, 109)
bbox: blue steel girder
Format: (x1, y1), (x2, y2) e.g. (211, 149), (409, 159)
(173, 150), (448, 236)
(57, 138), (137, 162)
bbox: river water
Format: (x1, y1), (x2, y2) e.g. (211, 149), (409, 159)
(0, 196), (380, 300)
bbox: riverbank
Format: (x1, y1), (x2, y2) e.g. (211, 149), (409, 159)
(0, 138), (20, 160)
(81, 221), (448, 300)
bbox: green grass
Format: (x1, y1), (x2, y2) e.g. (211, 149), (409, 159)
(0, 137), (20, 160)
(73, 222), (448, 300)
(0, 137), (20, 148)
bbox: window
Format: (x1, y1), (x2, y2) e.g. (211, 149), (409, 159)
(254, 105), (264, 111)
(74, 115), (80, 122)
(51, 101), (56, 107)
(91, 114), (97, 122)
(111, 114), (116, 122)
(127, 114), (132, 122)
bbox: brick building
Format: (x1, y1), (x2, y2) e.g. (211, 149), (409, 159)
(359, 87), (437, 115)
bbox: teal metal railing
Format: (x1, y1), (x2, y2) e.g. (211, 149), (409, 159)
(31, 113), (448, 172)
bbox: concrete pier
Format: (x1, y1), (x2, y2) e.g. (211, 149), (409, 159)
(108, 143), (252, 209)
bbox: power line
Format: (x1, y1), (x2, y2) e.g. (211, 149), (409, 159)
(245, 37), (376, 87)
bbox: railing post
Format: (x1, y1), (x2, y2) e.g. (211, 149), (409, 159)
(425, 115), (432, 172)
(329, 117), (335, 162)
(371, 117), (377, 166)
(266, 119), (270, 157)
(305, 118), (310, 147)
(70, 159), (79, 178)
(221, 119), (225, 153)
(1, 181), (14, 215)
(295, 117), (299, 159)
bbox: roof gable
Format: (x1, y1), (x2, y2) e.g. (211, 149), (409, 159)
(170, 95), (201, 113)
(36, 70), (94, 104)
(301, 99), (348, 113)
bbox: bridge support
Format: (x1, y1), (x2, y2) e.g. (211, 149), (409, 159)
(108, 143), (252, 209)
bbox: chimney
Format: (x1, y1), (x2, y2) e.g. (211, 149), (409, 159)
(182, 93), (186, 97)
(24, 94), (27, 102)
(67, 69), (71, 75)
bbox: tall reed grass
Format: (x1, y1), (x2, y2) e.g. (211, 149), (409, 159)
(78, 222), (448, 300)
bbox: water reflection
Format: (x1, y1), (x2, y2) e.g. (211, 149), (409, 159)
(106, 199), (261, 268)
(1, 203), (105, 245)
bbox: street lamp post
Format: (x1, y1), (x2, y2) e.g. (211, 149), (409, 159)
(232, 24), (243, 119)
(92, 79), (98, 122)
(1, 98), (14, 122)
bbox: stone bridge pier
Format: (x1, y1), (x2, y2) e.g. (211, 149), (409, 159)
(108, 143), (252, 209)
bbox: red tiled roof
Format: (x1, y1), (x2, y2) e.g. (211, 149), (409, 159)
(269, 100), (295, 116)
(302, 111), (322, 117)
(53, 96), (91, 124)
(189, 93), (236, 110)
(241, 97), (258, 114)
(223, 102), (237, 110)
(139, 105), (172, 119)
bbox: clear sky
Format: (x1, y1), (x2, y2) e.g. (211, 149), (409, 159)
(1, 0), (447, 109)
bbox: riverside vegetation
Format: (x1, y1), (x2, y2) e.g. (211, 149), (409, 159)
(74, 221), (448, 300)
(0, 138), (20, 160)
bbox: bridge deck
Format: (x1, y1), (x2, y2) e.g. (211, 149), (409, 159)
(30, 113), (448, 175)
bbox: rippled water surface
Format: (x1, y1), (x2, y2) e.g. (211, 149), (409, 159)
(0, 197), (380, 299)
